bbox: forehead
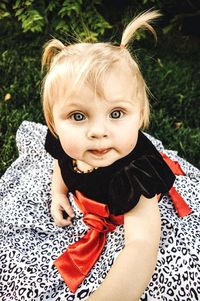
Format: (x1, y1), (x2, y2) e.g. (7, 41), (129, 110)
(102, 64), (137, 101)
(56, 63), (139, 106)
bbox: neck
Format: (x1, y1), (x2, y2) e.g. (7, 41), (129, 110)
(73, 160), (98, 174)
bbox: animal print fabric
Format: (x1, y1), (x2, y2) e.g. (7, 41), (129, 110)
(0, 121), (199, 301)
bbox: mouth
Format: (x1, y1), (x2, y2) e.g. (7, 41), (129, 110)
(89, 148), (112, 157)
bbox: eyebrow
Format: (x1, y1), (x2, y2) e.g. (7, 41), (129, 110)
(59, 101), (86, 111)
(57, 98), (135, 112)
(103, 93), (133, 102)
(105, 98), (135, 106)
(69, 99), (134, 107)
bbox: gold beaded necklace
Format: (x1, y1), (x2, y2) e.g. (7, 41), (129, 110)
(72, 160), (98, 174)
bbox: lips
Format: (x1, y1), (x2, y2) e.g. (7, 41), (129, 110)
(89, 148), (112, 156)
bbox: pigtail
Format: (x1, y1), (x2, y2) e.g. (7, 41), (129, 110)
(42, 39), (66, 71)
(120, 10), (161, 48)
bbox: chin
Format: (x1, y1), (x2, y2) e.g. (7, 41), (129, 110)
(96, 159), (119, 168)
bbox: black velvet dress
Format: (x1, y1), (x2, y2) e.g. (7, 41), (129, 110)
(45, 129), (175, 215)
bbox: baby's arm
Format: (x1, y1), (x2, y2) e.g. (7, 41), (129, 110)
(88, 195), (161, 301)
(51, 160), (74, 226)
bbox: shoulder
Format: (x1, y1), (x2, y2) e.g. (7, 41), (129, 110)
(133, 131), (162, 158)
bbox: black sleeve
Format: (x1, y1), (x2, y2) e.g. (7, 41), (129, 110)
(108, 134), (176, 215)
(45, 129), (66, 160)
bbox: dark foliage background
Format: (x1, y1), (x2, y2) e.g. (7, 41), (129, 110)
(0, 0), (200, 176)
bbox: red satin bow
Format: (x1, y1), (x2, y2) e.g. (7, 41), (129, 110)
(160, 152), (192, 217)
(54, 190), (124, 293)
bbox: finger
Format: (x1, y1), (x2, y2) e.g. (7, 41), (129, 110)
(52, 208), (72, 227)
(56, 218), (72, 227)
(62, 201), (75, 218)
(54, 215), (72, 227)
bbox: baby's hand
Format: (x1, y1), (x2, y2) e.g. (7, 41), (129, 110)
(51, 193), (75, 227)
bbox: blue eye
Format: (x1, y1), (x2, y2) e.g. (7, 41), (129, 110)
(110, 110), (123, 119)
(72, 112), (86, 121)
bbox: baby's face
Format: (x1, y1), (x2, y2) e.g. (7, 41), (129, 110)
(52, 66), (143, 171)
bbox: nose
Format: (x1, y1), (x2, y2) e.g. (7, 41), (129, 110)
(87, 122), (109, 139)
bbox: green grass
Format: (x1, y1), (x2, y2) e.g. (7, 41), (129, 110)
(137, 35), (200, 169)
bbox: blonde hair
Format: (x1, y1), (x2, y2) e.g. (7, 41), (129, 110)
(41, 10), (161, 135)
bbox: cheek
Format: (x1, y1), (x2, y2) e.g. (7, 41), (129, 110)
(117, 123), (138, 141)
(59, 134), (82, 158)
(116, 127), (139, 153)
(63, 143), (79, 158)
(56, 124), (84, 157)
(125, 134), (138, 150)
